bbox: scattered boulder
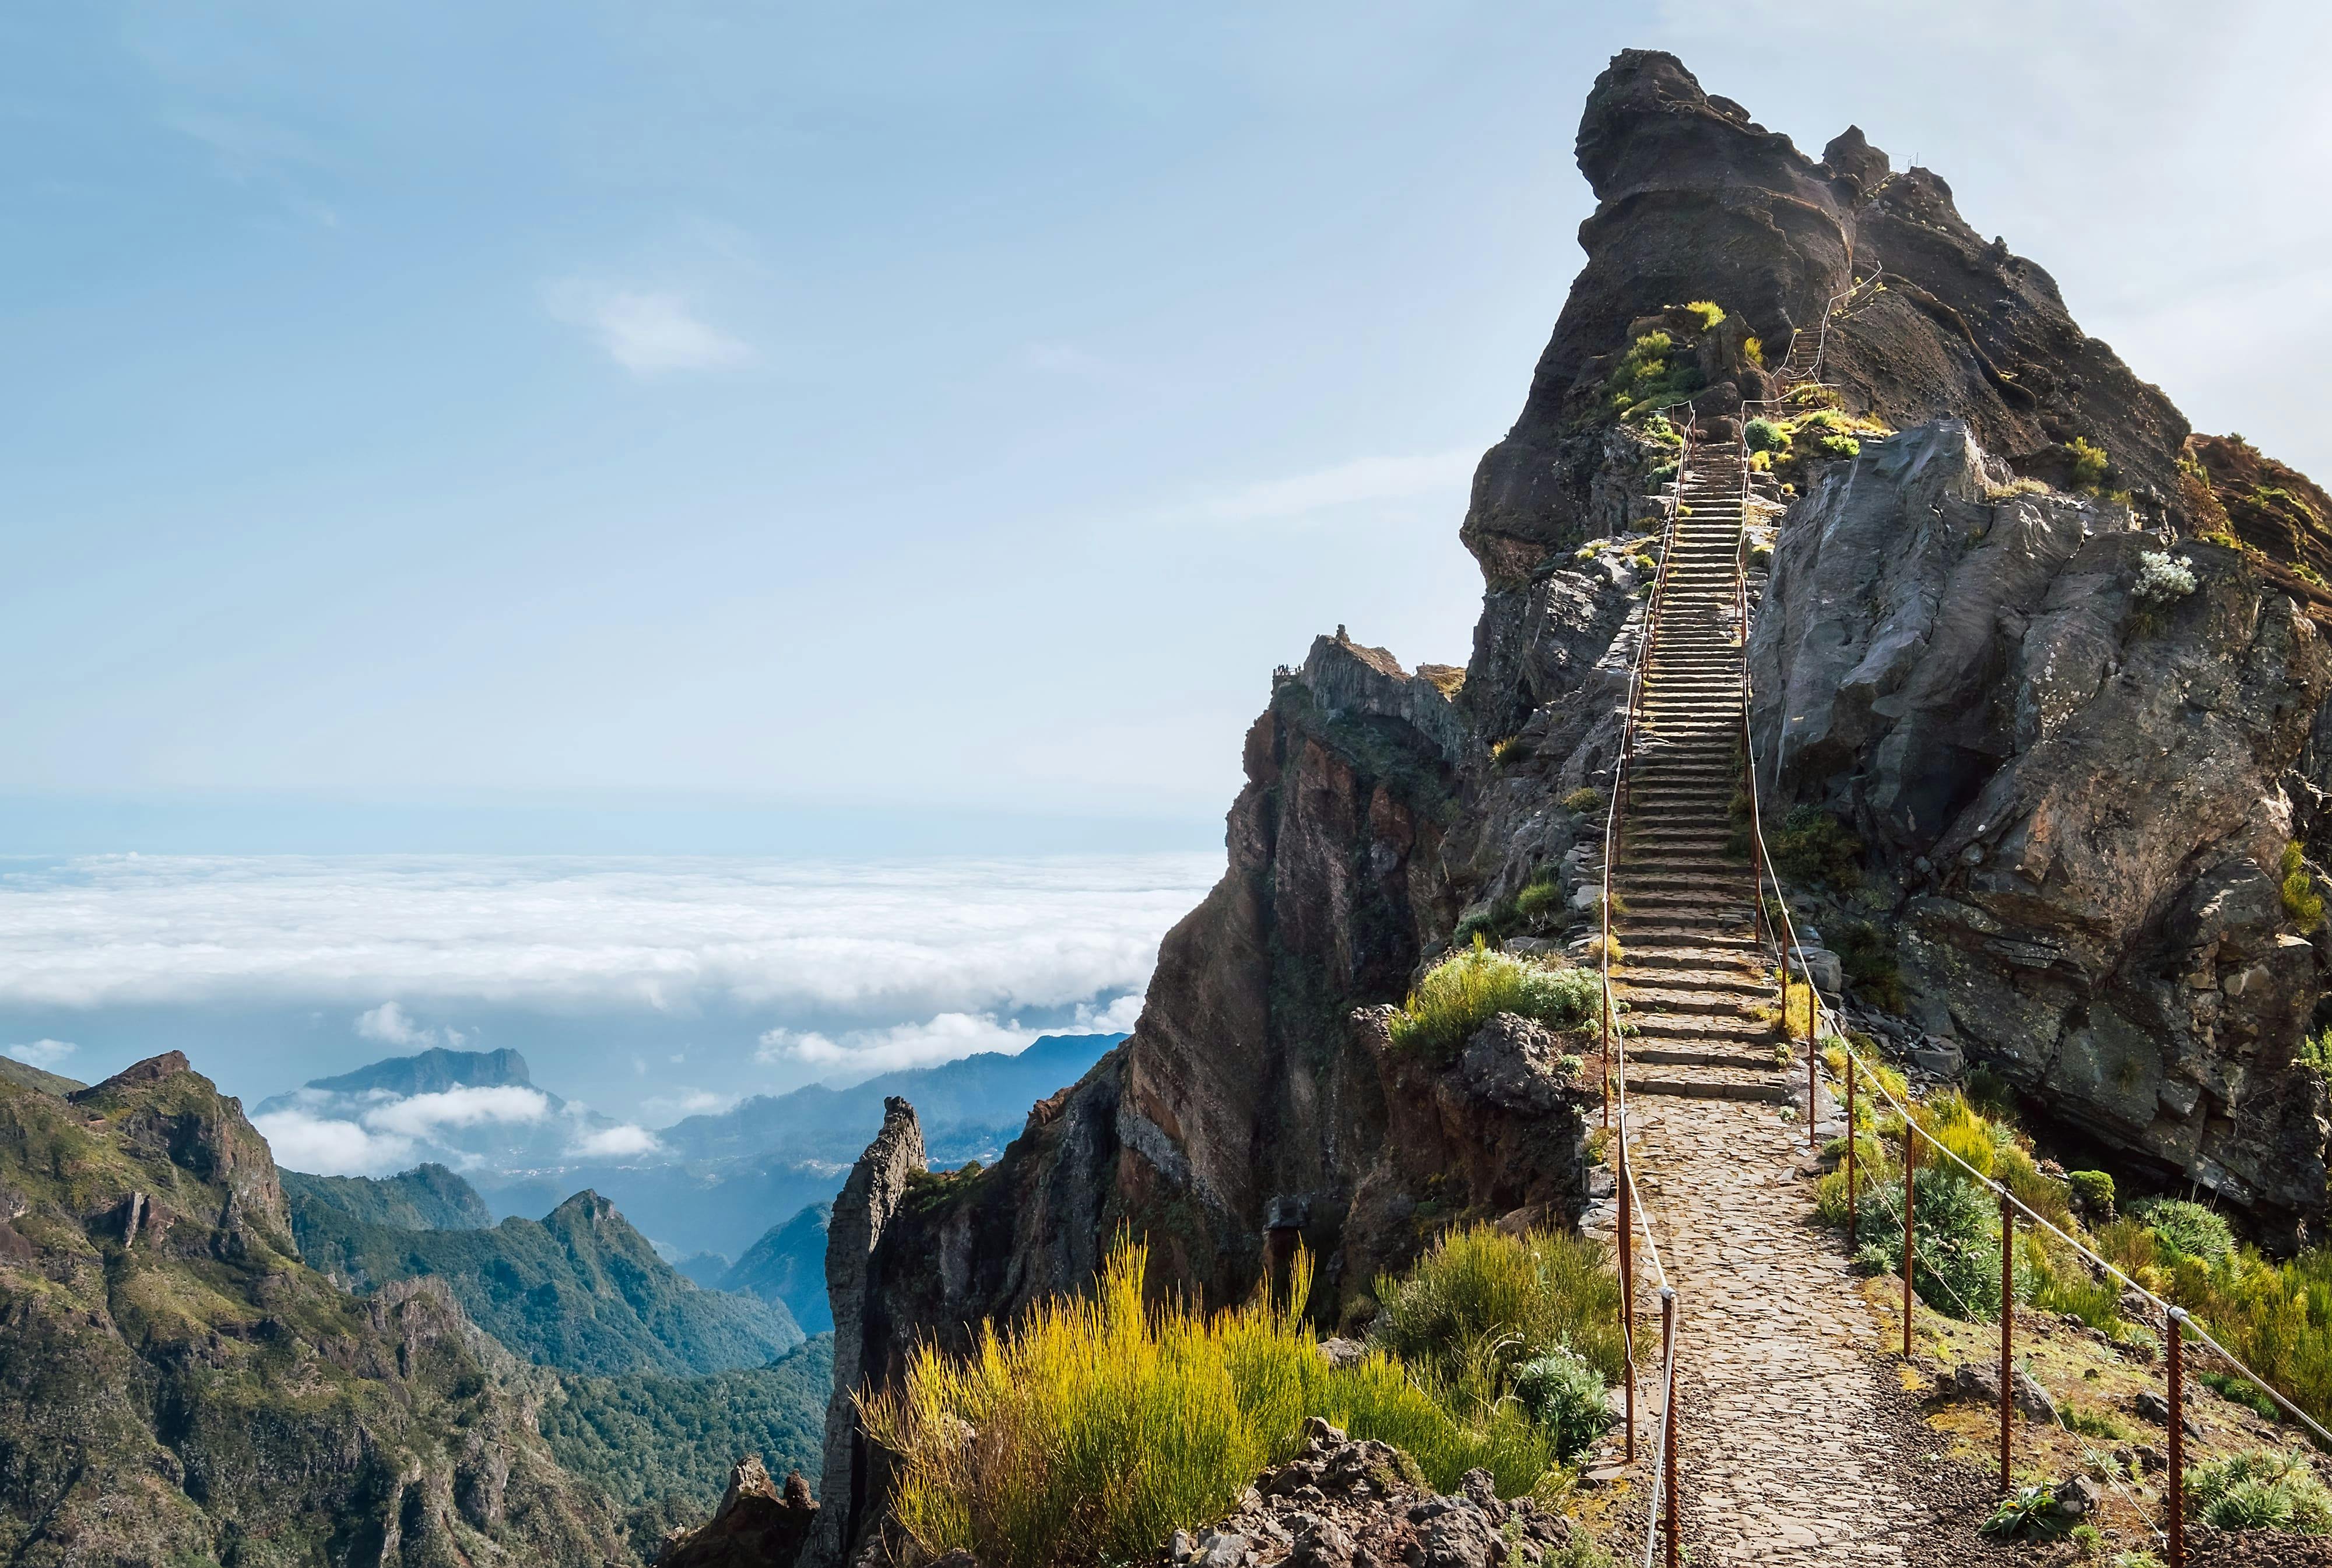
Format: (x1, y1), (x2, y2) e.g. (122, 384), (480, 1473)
(1168, 1423), (1579, 1568)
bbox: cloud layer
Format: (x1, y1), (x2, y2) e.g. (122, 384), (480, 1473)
(0, 852), (1220, 1018)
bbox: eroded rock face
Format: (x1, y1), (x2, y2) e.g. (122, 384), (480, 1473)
(1749, 421), (2332, 1231)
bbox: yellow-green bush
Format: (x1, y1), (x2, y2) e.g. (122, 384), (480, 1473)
(2282, 842), (2323, 930)
(2068, 437), (2110, 492)
(1680, 300), (1726, 330)
(1369, 1224), (1624, 1394)
(860, 1239), (1562, 1568)
(1389, 940), (1601, 1063)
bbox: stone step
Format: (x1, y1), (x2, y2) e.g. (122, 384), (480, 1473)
(1614, 958), (1771, 986)
(1622, 1066), (1792, 1105)
(1618, 985), (1771, 1017)
(1627, 1044), (1783, 1071)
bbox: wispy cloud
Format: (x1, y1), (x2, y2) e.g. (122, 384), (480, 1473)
(355, 1000), (467, 1050)
(571, 1123), (660, 1158)
(251, 1108), (414, 1176)
(360, 1084), (549, 1138)
(1189, 448), (1477, 524)
(756, 991), (1142, 1080)
(1017, 342), (1109, 377)
(545, 281), (753, 374)
(4, 1039), (76, 1070)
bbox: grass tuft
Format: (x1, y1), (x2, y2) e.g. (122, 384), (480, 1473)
(1388, 940), (1600, 1063)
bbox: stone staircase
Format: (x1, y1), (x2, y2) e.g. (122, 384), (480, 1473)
(1612, 438), (1790, 1105)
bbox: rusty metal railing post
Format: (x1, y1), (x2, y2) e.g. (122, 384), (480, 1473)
(2168, 1307), (2187, 1567)
(1620, 1144), (1636, 1464)
(1845, 1056), (1859, 1244)
(1660, 1286), (1680, 1568)
(1807, 1031), (1818, 1152)
(1902, 1119), (1918, 1359)
(1999, 1186), (2014, 1493)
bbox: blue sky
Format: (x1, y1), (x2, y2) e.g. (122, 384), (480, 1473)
(7, 1), (2330, 853)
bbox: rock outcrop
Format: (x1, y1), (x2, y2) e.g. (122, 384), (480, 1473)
(656, 1457), (818, 1568)
(1166, 1419), (1585, 1568)
(0, 1053), (628, 1566)
(1749, 420), (2332, 1234)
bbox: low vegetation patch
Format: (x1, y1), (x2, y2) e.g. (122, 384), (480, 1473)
(2132, 550), (2197, 606)
(2068, 436), (2110, 493)
(2185, 1449), (2332, 1534)
(2282, 841), (2324, 930)
(862, 1233), (1616, 1568)
(1389, 940), (1600, 1063)
(1370, 1224), (1624, 1461)
(1771, 806), (1863, 888)
(1560, 786), (1604, 818)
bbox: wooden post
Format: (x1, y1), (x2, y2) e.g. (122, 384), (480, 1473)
(1902, 1119), (1918, 1359)
(1845, 1057), (1859, 1245)
(1620, 1147), (1636, 1464)
(1661, 1287), (1680, 1568)
(2168, 1309), (2187, 1568)
(1999, 1186), (2014, 1493)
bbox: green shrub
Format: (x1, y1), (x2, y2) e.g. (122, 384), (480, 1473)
(1513, 875), (1565, 925)
(1772, 806), (1863, 888)
(1639, 414), (1683, 449)
(2282, 842), (2323, 929)
(2131, 1198), (2234, 1264)
(1560, 786), (1605, 818)
(1818, 434), (1862, 458)
(2197, 529), (2242, 549)
(2068, 437), (2110, 492)
(2302, 1027), (2332, 1076)
(1981, 1482), (2057, 1539)
(1849, 1166), (2011, 1320)
(859, 1237), (1562, 1568)
(1679, 300), (1726, 330)
(2067, 1170), (2116, 1217)
(1744, 417), (1789, 452)
(1606, 331), (1704, 419)
(1388, 940), (1600, 1063)
(1371, 1224), (1624, 1394)
(2186, 1450), (2332, 1534)
(1491, 736), (1528, 768)
(1511, 1346), (1611, 1461)
(1829, 919), (1902, 1011)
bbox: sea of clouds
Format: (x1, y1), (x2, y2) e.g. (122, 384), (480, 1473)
(0, 852), (1221, 1172)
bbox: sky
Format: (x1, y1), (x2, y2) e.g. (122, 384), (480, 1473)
(9, 1), (2329, 850)
(7, 2), (2331, 1131)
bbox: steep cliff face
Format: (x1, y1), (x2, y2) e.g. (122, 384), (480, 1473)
(809, 44), (2332, 1562)
(1748, 421), (2332, 1235)
(806, 638), (1597, 1566)
(0, 1053), (627, 1566)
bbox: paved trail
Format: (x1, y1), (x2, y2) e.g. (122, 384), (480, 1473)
(1627, 1097), (1929, 1565)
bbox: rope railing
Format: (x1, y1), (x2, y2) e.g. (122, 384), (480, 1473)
(1719, 284), (2330, 1562)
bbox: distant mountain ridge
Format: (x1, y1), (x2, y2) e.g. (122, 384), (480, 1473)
(282, 1161), (493, 1230)
(661, 1032), (1122, 1165)
(720, 1201), (834, 1333)
(287, 1184), (803, 1377)
(304, 1045), (535, 1097)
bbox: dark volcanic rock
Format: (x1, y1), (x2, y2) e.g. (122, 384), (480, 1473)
(1749, 420), (2332, 1231)
(1163, 1421), (1581, 1568)
(656, 1457), (817, 1568)
(1460, 48), (2189, 647)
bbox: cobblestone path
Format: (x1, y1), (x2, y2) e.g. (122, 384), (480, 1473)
(1625, 1096), (1930, 1565)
